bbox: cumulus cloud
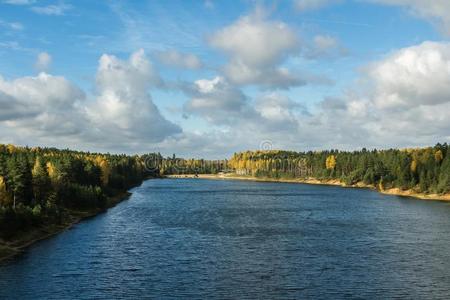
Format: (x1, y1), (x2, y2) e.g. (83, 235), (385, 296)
(294, 0), (342, 12)
(210, 11), (298, 69)
(253, 92), (307, 133)
(368, 41), (450, 109)
(181, 74), (309, 137)
(370, 0), (450, 36)
(309, 41), (450, 148)
(179, 40), (450, 156)
(3, 39), (448, 157)
(183, 76), (249, 124)
(255, 93), (305, 122)
(0, 50), (181, 152)
(156, 50), (202, 69)
(0, 72), (87, 142)
(35, 52), (52, 72)
(0, 91), (35, 121)
(180, 73), (308, 140)
(209, 8), (308, 89)
(86, 49), (181, 143)
(7, 73), (84, 110)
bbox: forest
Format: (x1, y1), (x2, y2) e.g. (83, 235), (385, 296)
(228, 143), (450, 194)
(1, 143), (449, 244)
(141, 153), (228, 175)
(0, 145), (149, 240)
(0, 146), (226, 241)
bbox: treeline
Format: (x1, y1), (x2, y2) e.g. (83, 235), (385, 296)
(229, 143), (450, 194)
(142, 153), (228, 175)
(0, 145), (150, 239)
(2, 142), (448, 240)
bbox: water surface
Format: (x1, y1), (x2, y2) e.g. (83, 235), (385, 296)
(1, 179), (450, 299)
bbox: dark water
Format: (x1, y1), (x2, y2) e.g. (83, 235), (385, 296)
(1, 179), (450, 299)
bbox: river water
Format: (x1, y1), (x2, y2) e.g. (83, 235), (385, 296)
(1, 178), (450, 299)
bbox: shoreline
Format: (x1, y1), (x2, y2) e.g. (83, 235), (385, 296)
(0, 190), (133, 263)
(167, 174), (450, 202)
(3, 174), (447, 262)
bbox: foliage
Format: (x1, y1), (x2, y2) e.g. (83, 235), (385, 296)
(228, 144), (450, 194)
(141, 153), (228, 175)
(0, 145), (152, 239)
(1, 142), (448, 240)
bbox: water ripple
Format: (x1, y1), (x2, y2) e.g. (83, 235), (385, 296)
(0, 178), (450, 299)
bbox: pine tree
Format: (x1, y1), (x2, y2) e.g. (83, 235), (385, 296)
(32, 157), (51, 205)
(6, 156), (24, 208)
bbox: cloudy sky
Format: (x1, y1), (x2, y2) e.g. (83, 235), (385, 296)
(0, 0), (449, 158)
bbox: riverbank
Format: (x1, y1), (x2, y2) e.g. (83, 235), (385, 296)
(167, 174), (450, 201)
(0, 190), (132, 263)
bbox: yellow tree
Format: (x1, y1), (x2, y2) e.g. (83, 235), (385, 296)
(325, 155), (336, 170)
(6, 144), (16, 154)
(95, 156), (111, 186)
(435, 150), (443, 163)
(46, 161), (59, 186)
(410, 160), (417, 173)
(0, 176), (11, 206)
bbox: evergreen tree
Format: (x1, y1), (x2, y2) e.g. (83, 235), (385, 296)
(32, 157), (51, 206)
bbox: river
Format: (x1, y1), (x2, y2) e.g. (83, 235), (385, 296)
(1, 178), (450, 299)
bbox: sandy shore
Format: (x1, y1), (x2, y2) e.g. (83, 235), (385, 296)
(167, 174), (450, 202)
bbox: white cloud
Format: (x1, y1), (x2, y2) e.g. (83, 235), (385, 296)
(156, 50), (202, 69)
(255, 93), (303, 122)
(31, 2), (72, 16)
(0, 50), (181, 152)
(0, 72), (86, 140)
(181, 74), (308, 138)
(370, 0), (450, 36)
(35, 52), (52, 72)
(183, 76), (249, 124)
(308, 41), (450, 148)
(86, 49), (180, 143)
(368, 41), (450, 109)
(294, 0), (342, 12)
(177, 41), (450, 156)
(253, 92), (307, 133)
(209, 8), (308, 89)
(0, 72), (84, 119)
(210, 10), (298, 68)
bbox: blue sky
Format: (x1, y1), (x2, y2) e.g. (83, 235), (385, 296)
(0, 0), (449, 158)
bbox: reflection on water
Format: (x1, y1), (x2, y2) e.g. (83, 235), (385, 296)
(1, 179), (450, 299)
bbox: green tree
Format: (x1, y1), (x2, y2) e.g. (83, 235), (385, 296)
(32, 157), (51, 206)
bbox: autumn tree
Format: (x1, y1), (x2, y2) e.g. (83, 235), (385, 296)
(94, 156), (111, 187)
(326, 155), (336, 170)
(0, 176), (11, 206)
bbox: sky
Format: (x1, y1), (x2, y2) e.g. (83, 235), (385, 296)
(0, 0), (449, 158)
